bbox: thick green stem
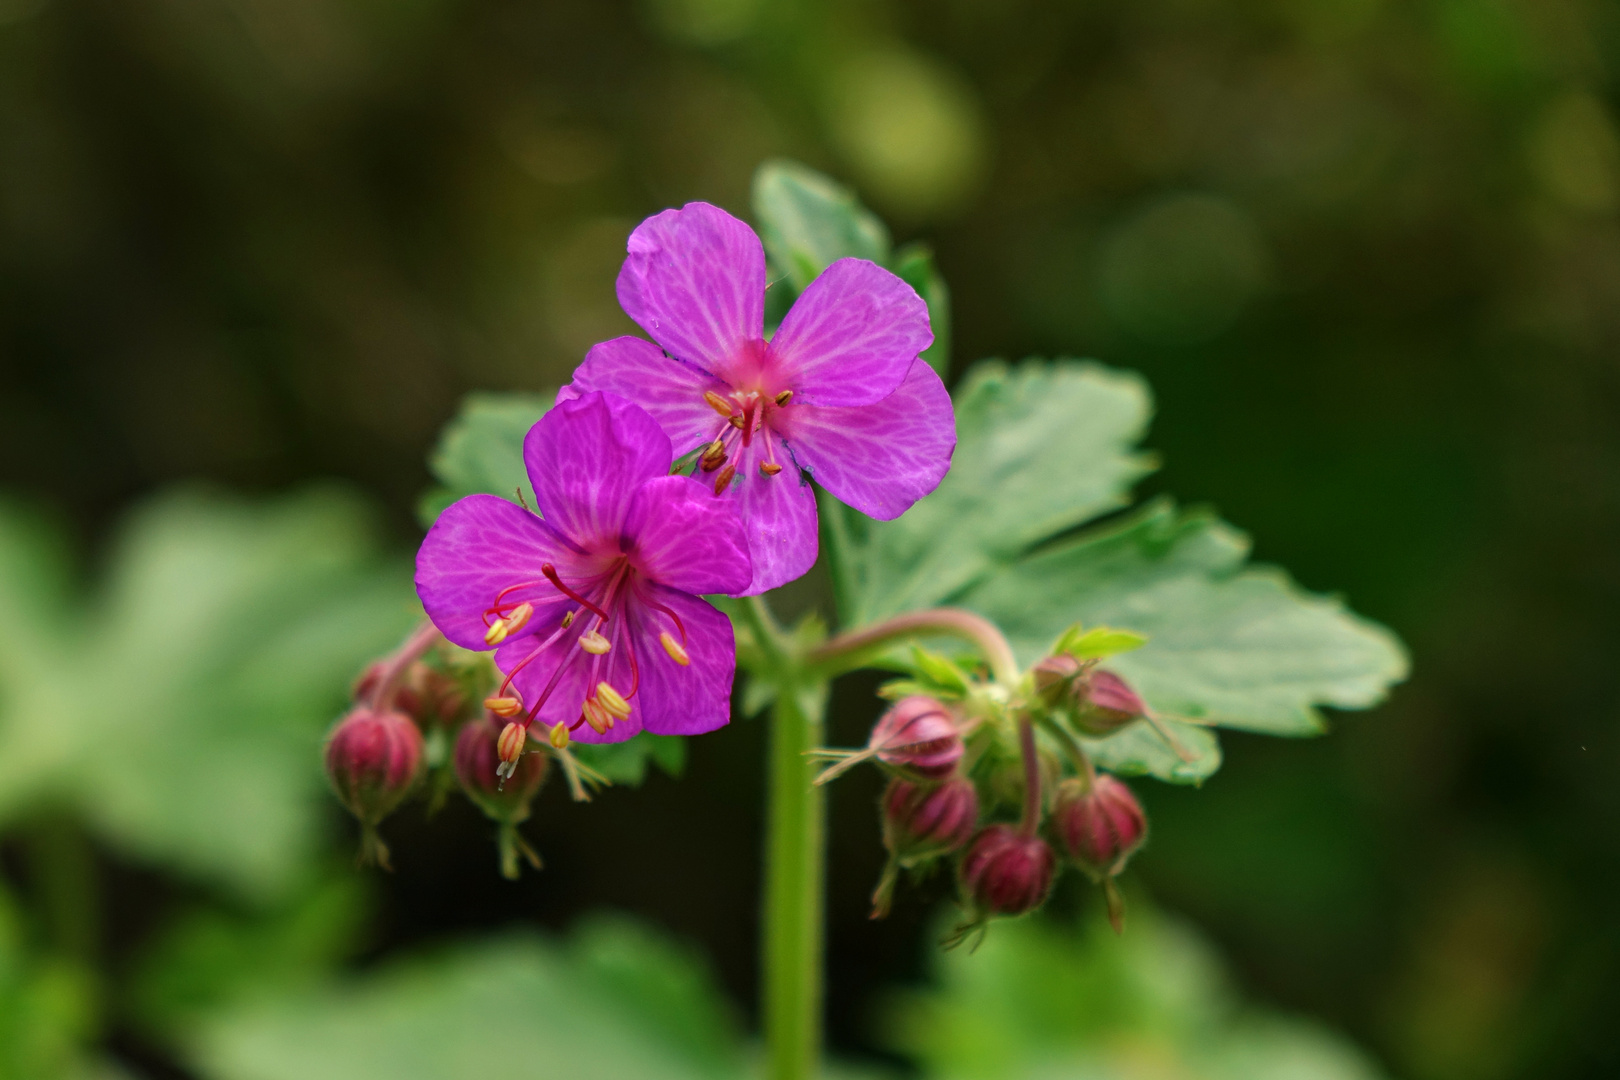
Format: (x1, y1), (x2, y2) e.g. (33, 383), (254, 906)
(741, 594), (829, 1080)
(762, 673), (827, 1080)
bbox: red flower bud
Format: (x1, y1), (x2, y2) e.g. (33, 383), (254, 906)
(455, 715), (548, 825)
(1072, 669), (1147, 735)
(870, 696), (964, 779)
(325, 708), (423, 868)
(1051, 774), (1147, 880)
(883, 776), (979, 862)
(356, 659), (467, 731)
(1032, 653), (1083, 703)
(959, 825), (1056, 917)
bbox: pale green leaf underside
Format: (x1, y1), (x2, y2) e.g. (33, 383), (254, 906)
(854, 359), (1157, 623)
(965, 500), (1410, 738)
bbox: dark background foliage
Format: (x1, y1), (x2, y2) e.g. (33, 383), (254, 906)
(3, 1), (1618, 1077)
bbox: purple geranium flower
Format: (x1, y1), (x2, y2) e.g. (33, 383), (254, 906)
(415, 391), (752, 744)
(560, 201), (956, 594)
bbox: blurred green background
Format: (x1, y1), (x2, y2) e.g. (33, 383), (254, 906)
(2, 0), (1617, 1077)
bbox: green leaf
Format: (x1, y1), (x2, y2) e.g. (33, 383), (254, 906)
(752, 159), (890, 293)
(418, 392), (553, 526)
(883, 902), (1393, 1080)
(1056, 625), (1151, 659)
(966, 500), (1410, 737)
(0, 488), (419, 898)
(190, 920), (747, 1080)
(851, 359), (1158, 623)
(571, 734), (687, 786)
(1082, 718), (1222, 786)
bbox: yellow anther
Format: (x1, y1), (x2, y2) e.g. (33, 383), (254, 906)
(482, 602), (534, 645)
(497, 721), (528, 764)
(548, 722), (570, 749)
(580, 630), (611, 655)
(703, 390), (733, 417)
(728, 414), (745, 429)
(485, 695), (524, 717)
(581, 698), (610, 734)
(700, 440), (727, 472)
(713, 463), (737, 495)
(561, 610), (575, 629)
(595, 682), (631, 720)
(774, 390), (793, 406)
(660, 631), (690, 666)
(760, 462), (783, 476)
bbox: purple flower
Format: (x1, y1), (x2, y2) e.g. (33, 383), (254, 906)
(414, 392), (752, 744)
(560, 202), (956, 594)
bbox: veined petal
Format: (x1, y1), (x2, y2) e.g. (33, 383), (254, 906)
(561, 337), (728, 457)
(415, 494), (582, 650)
(726, 431), (818, 594)
(623, 475), (752, 596)
(624, 585), (736, 737)
(782, 359), (955, 520)
(769, 258), (932, 408)
(616, 202), (765, 375)
(524, 392), (672, 547)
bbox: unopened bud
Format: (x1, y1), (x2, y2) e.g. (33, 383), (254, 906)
(356, 658), (466, 730)
(456, 717), (548, 823)
(325, 708), (423, 867)
(1051, 774), (1147, 880)
(870, 696), (963, 780)
(883, 776), (978, 862)
(1072, 670), (1148, 735)
(1031, 653), (1083, 704)
(959, 825), (1056, 917)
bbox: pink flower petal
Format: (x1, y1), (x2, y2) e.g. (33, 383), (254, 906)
(559, 336), (728, 457)
(616, 202), (765, 376)
(623, 474), (752, 596)
(769, 258), (932, 408)
(623, 585), (737, 737)
(524, 392), (672, 548)
(781, 359), (956, 520)
(415, 494), (582, 651)
(721, 430), (819, 594)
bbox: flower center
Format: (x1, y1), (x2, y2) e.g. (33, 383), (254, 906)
(479, 556), (691, 746)
(698, 386), (793, 491)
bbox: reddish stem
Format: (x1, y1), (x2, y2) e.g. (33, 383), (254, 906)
(367, 621), (444, 712)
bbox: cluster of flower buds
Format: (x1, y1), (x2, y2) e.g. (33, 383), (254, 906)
(820, 629), (1155, 941)
(324, 625), (571, 877)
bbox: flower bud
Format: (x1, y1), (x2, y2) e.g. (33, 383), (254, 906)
(1072, 669), (1147, 736)
(883, 777), (979, 863)
(1031, 653), (1083, 703)
(325, 708), (423, 868)
(355, 659), (467, 731)
(959, 825), (1056, 918)
(455, 716), (549, 824)
(871, 776), (979, 919)
(1051, 774), (1147, 880)
(870, 696), (963, 779)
